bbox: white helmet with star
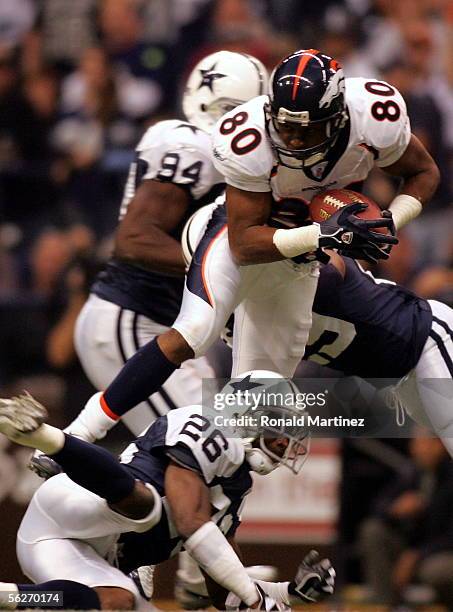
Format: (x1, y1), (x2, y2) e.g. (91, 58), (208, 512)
(182, 50), (268, 133)
(217, 370), (311, 475)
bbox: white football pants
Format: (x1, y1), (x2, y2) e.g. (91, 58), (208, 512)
(16, 474), (161, 611)
(74, 294), (215, 436)
(395, 300), (453, 454)
(173, 225), (320, 378)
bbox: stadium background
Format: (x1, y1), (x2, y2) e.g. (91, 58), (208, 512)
(0, 0), (452, 608)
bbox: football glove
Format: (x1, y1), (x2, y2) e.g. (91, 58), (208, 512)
(225, 584), (289, 611)
(318, 202), (398, 259)
(338, 209), (397, 264)
(289, 550), (335, 603)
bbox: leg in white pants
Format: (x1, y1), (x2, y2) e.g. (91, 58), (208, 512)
(16, 474), (161, 608)
(174, 225), (320, 376)
(232, 260), (319, 377)
(396, 300), (453, 455)
(75, 294), (215, 436)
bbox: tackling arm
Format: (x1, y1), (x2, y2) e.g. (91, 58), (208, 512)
(165, 461), (260, 608)
(114, 179), (190, 276)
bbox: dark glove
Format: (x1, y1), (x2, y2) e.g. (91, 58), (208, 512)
(318, 202), (398, 257)
(338, 209), (397, 263)
(289, 550), (335, 603)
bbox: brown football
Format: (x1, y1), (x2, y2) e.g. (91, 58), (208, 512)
(309, 189), (388, 234)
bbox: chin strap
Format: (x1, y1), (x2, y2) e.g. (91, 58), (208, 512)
(244, 442), (278, 475)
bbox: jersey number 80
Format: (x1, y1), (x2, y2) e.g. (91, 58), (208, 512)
(220, 112), (262, 155)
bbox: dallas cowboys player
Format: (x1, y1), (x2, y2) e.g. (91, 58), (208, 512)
(304, 251), (453, 454)
(0, 374), (334, 611)
(57, 49), (401, 446)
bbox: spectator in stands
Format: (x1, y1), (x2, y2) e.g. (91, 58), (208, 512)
(32, 0), (98, 75)
(0, 0), (36, 51)
(98, 0), (176, 116)
(54, 47), (138, 237)
(318, 14), (380, 78)
(359, 432), (453, 607)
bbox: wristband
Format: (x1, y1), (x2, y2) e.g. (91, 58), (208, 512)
(273, 224), (320, 258)
(389, 194), (422, 230)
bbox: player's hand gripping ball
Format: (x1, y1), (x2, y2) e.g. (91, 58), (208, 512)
(309, 189), (396, 263)
(309, 189), (387, 232)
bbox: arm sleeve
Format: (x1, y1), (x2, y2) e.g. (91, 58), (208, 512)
(211, 103), (273, 193)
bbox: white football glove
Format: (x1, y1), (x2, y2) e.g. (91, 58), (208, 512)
(225, 584), (289, 611)
(289, 550), (335, 603)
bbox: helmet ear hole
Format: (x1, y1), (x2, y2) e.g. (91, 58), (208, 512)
(200, 104), (207, 111)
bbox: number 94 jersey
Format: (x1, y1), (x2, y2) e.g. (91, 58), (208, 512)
(211, 78), (411, 200)
(119, 120), (224, 220)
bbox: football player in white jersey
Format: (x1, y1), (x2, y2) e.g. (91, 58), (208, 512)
(67, 49), (435, 435)
(0, 374), (335, 611)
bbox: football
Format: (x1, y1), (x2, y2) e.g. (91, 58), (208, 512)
(309, 189), (388, 233)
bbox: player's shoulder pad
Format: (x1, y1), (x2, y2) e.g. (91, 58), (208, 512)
(165, 406), (245, 484)
(211, 96), (274, 192)
(346, 77), (411, 165)
(137, 119), (212, 156)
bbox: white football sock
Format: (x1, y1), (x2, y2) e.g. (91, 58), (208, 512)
(64, 392), (118, 442)
(8, 424), (65, 456)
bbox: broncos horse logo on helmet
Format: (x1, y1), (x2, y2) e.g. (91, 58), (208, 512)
(266, 49), (348, 168)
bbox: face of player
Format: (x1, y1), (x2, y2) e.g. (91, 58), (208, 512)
(275, 120), (329, 151)
(264, 436), (289, 458)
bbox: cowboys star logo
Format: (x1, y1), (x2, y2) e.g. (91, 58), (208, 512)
(198, 63), (227, 92)
(230, 374), (263, 393)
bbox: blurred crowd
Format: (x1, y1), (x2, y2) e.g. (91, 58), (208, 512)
(0, 0), (452, 606)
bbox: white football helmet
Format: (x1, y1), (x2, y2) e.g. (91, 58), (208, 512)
(182, 51), (269, 133)
(217, 370), (310, 475)
(181, 200), (221, 267)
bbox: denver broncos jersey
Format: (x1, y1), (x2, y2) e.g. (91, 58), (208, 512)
(304, 258), (432, 378)
(117, 406), (252, 570)
(212, 78), (410, 218)
(92, 120), (225, 326)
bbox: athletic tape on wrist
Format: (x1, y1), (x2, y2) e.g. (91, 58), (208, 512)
(273, 224), (320, 258)
(389, 194), (422, 230)
(184, 522), (258, 606)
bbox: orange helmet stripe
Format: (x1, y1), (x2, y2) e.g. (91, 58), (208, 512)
(291, 49), (319, 101)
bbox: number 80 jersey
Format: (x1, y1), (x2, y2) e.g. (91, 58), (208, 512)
(211, 78), (411, 201)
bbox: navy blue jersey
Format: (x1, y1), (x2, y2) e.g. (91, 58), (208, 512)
(92, 120), (225, 326)
(117, 406), (252, 570)
(304, 257), (432, 378)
